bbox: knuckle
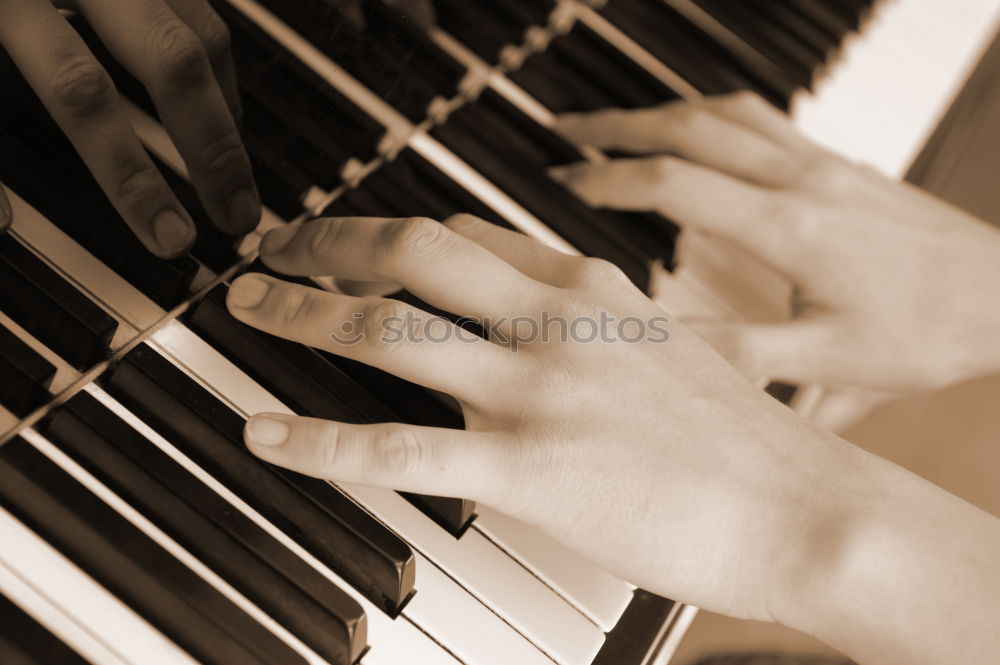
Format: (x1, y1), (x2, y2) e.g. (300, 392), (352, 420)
(372, 428), (425, 478)
(50, 57), (117, 118)
(113, 161), (162, 203)
(380, 217), (448, 261)
(307, 218), (346, 258)
(669, 104), (711, 135)
(275, 287), (312, 327)
(152, 17), (209, 87)
(799, 155), (856, 194)
(315, 426), (343, 471)
(572, 257), (629, 288)
(196, 132), (246, 174)
(362, 299), (412, 345)
(200, 13), (232, 61)
(647, 155), (680, 184)
(729, 90), (764, 108)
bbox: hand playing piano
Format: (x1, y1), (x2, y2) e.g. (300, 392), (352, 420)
(0, 0), (258, 256)
(550, 92), (1000, 393)
(224, 214), (1000, 665)
(224, 212), (858, 622)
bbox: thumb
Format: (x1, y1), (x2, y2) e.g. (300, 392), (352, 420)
(244, 414), (512, 505)
(688, 317), (838, 385)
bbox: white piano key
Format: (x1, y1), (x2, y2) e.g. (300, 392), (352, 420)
(0, 507), (199, 665)
(472, 506), (633, 631)
(83, 385), (462, 665)
(17, 428), (333, 665)
(0, 310), (81, 395)
(150, 320), (600, 665)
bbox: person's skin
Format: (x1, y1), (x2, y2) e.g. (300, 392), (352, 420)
(0, 0), (258, 254)
(549, 91), (1000, 393)
(223, 204), (1000, 665)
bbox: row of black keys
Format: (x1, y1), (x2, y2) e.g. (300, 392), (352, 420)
(0, 0), (866, 299)
(13, 0), (864, 291)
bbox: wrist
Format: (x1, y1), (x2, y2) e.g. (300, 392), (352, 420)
(770, 436), (1000, 665)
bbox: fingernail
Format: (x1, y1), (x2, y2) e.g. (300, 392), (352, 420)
(261, 225), (296, 255)
(153, 210), (194, 256)
(228, 187), (261, 234)
(229, 275), (270, 309)
(246, 416), (288, 447)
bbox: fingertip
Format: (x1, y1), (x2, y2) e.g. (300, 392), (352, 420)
(226, 186), (261, 235)
(227, 273), (272, 311)
(151, 210), (196, 258)
(244, 413), (290, 449)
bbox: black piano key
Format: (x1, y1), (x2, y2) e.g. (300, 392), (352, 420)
(511, 23), (678, 113)
(40, 396), (367, 665)
(824, 0), (873, 31)
(0, 593), (89, 665)
(246, 131), (316, 221)
(213, 0), (385, 162)
(599, 0), (798, 107)
(254, 0), (459, 122)
(785, 0), (858, 45)
(0, 324), (54, 417)
(689, 0), (816, 89)
(147, 152), (242, 272)
(765, 381), (799, 406)
(0, 234), (118, 370)
(187, 287), (393, 425)
(375, 148), (508, 227)
(591, 590), (677, 665)
(431, 91), (671, 285)
(186, 285), (475, 536)
(431, 0), (528, 62)
(101, 344), (417, 615)
(0, 438), (306, 665)
(0, 120), (198, 307)
(751, 0), (841, 62)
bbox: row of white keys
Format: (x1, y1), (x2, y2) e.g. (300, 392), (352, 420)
(152, 320), (600, 665)
(7, 191), (571, 664)
(0, 507), (197, 665)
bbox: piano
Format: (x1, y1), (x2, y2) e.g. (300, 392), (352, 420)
(1, 1), (998, 664)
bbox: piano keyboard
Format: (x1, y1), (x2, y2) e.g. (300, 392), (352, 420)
(2, 1), (996, 663)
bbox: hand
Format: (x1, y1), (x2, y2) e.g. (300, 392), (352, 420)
(0, 0), (258, 257)
(550, 92), (1000, 392)
(225, 213), (859, 622)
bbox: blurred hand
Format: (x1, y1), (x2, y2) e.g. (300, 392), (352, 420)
(0, 0), (258, 256)
(226, 213), (857, 621)
(550, 92), (1000, 392)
